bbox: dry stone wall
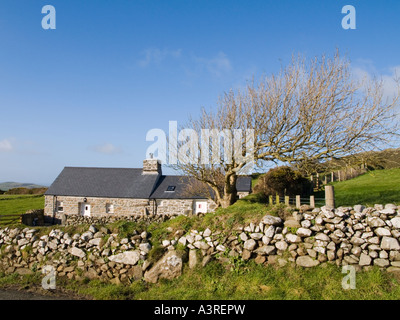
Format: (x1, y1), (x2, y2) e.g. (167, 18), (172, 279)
(1, 203), (400, 286)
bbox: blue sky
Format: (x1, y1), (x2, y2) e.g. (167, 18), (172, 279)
(0, 0), (399, 185)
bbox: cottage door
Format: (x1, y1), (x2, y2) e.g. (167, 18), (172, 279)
(81, 204), (91, 217)
(194, 201), (207, 215)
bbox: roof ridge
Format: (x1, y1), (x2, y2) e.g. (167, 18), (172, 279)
(64, 166), (142, 170)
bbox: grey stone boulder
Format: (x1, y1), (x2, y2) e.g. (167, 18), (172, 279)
(203, 228), (212, 237)
(390, 217), (400, 229)
(109, 250), (141, 265)
(262, 215), (282, 226)
(264, 226), (275, 238)
(188, 249), (198, 269)
(89, 238), (102, 247)
(374, 258), (390, 267)
(243, 239), (257, 251)
(296, 256), (320, 267)
(216, 244), (226, 252)
(80, 232), (93, 241)
(367, 217), (386, 228)
(315, 233), (330, 242)
(359, 253), (372, 266)
(353, 205), (365, 213)
(275, 241), (288, 251)
(193, 241), (210, 250)
(255, 245), (276, 256)
(296, 228), (312, 237)
(250, 233), (264, 240)
(144, 250), (183, 283)
(374, 227), (391, 237)
(321, 206), (335, 218)
(286, 233), (302, 243)
(68, 247), (86, 259)
(139, 242), (152, 254)
(17, 238), (29, 247)
(381, 236), (400, 250)
(284, 219), (301, 228)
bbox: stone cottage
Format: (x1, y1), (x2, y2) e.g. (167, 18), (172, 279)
(44, 158), (251, 222)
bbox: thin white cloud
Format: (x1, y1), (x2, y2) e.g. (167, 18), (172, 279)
(352, 61), (400, 100)
(90, 143), (122, 155)
(137, 48), (182, 67)
(194, 51), (232, 77)
(0, 139), (13, 152)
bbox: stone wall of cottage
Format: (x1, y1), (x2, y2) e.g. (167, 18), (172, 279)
(44, 195), (153, 218)
(238, 191), (250, 199)
(156, 198), (217, 216)
(44, 195), (218, 221)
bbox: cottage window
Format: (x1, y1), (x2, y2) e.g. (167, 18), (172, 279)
(106, 203), (114, 214)
(57, 201), (64, 212)
(166, 186), (176, 192)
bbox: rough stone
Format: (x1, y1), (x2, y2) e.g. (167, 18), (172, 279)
(262, 215), (282, 226)
(375, 227), (391, 237)
(390, 217), (400, 229)
(296, 256), (320, 267)
(367, 217), (386, 228)
(255, 245), (276, 256)
(144, 250), (183, 283)
(264, 226), (275, 238)
(243, 239), (257, 251)
(381, 237), (400, 251)
(68, 247), (86, 259)
(296, 228), (312, 237)
(284, 220), (301, 228)
(188, 249), (198, 269)
(275, 241), (288, 251)
(108, 250), (140, 265)
(286, 233), (302, 243)
(374, 258), (390, 267)
(250, 233), (264, 240)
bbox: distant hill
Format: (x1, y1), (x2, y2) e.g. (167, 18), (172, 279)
(0, 182), (47, 192)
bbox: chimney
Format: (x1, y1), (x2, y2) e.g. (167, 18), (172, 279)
(143, 154), (162, 175)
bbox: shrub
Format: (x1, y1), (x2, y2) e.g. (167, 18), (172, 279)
(254, 166), (312, 197)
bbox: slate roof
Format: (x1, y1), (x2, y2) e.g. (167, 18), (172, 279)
(45, 167), (252, 199)
(149, 175), (208, 199)
(45, 167), (160, 199)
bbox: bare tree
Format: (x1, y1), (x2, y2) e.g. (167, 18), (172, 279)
(171, 51), (399, 208)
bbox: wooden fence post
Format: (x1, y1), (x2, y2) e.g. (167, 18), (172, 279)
(296, 195), (301, 209)
(325, 185), (335, 209)
(276, 195), (280, 204)
(310, 195), (315, 208)
(269, 195), (273, 205)
(331, 171), (334, 182)
(284, 196), (289, 206)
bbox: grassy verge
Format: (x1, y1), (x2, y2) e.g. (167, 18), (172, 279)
(314, 168), (400, 207)
(1, 261), (399, 300)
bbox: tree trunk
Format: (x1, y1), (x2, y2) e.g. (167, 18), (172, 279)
(220, 173), (238, 208)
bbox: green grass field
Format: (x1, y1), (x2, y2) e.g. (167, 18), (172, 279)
(0, 194), (44, 225)
(317, 168), (400, 207)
